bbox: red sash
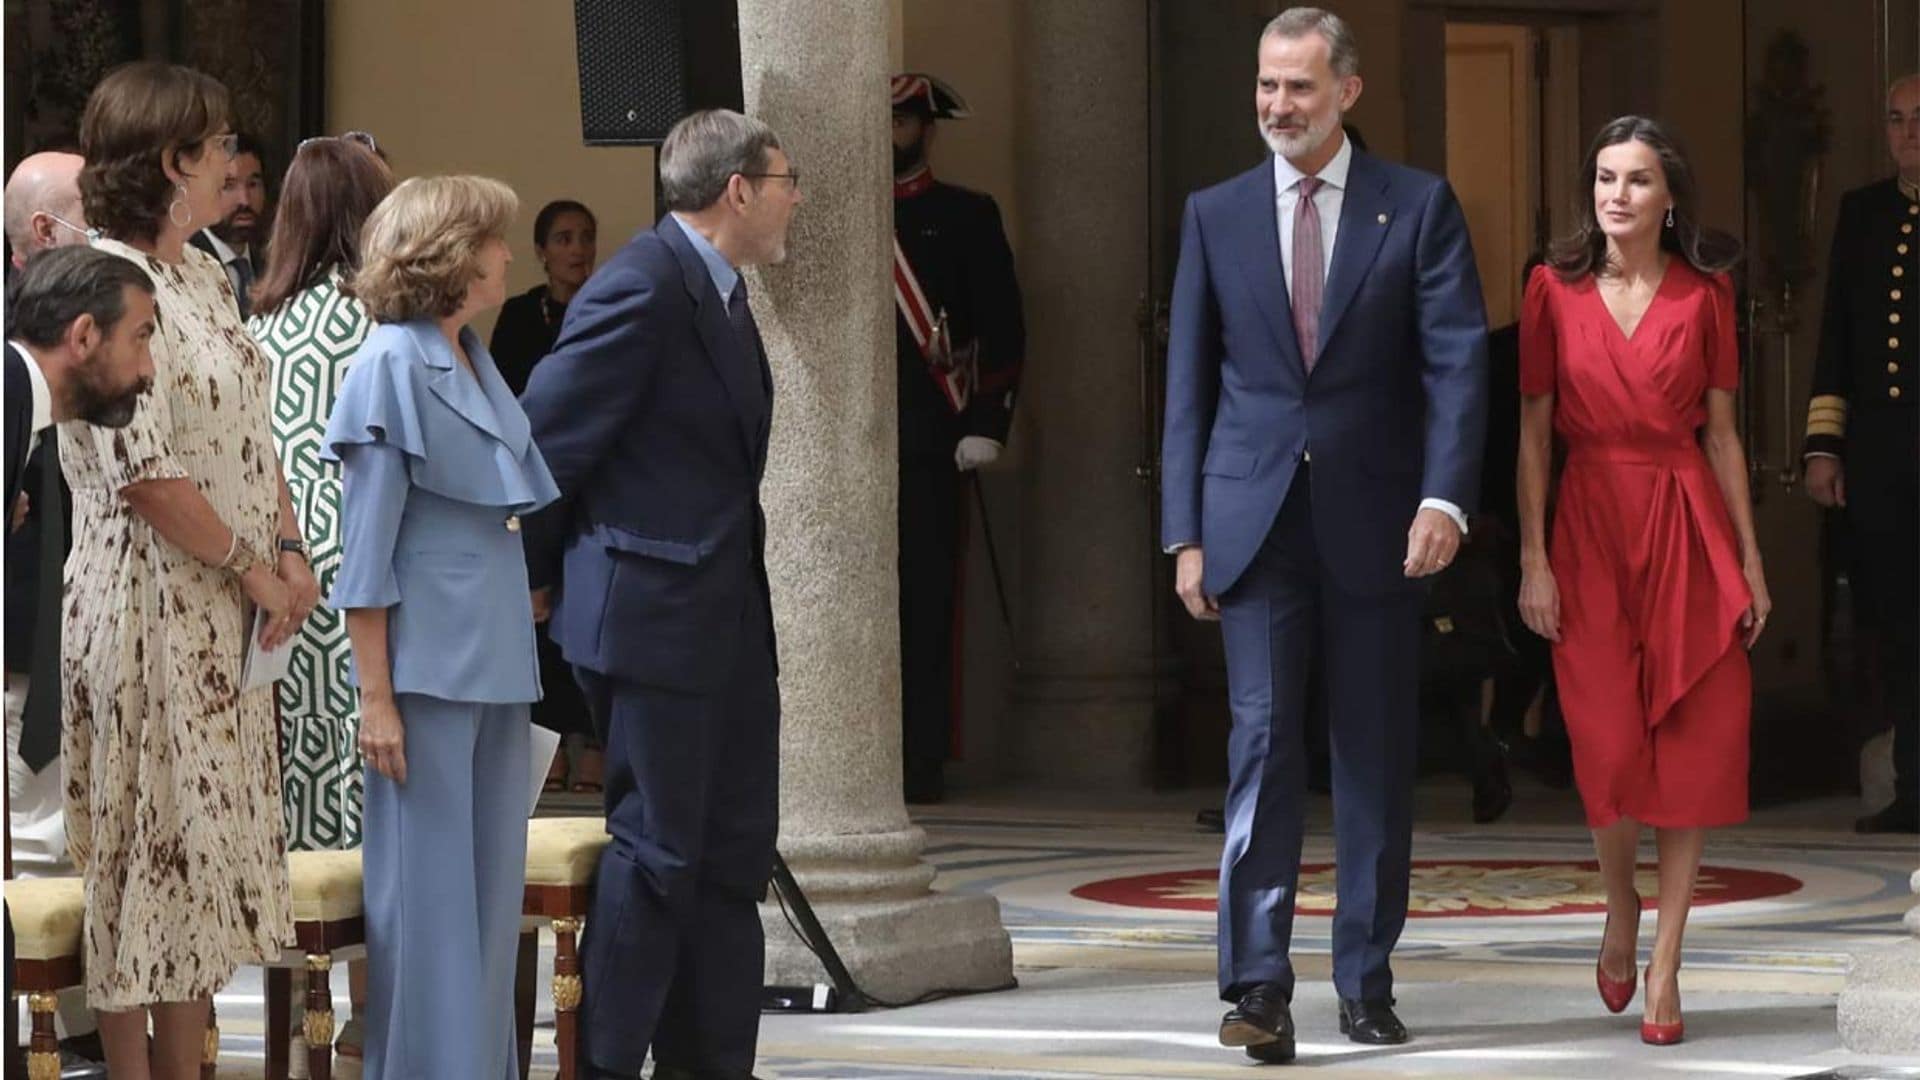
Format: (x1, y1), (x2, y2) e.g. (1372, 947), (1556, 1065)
(892, 236), (972, 413)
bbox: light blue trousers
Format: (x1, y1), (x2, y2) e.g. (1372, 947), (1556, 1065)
(361, 695), (529, 1080)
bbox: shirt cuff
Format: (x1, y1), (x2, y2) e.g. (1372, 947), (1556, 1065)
(1419, 498), (1469, 535)
(1164, 541), (1197, 555)
(1802, 451), (1840, 461)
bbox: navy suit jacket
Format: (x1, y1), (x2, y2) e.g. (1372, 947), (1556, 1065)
(4, 346), (31, 515)
(520, 216), (775, 694)
(1161, 150), (1489, 597)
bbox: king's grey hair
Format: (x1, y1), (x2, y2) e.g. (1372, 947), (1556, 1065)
(1262, 7), (1361, 78)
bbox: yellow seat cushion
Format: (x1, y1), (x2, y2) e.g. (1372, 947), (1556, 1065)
(288, 850), (365, 923)
(525, 817), (611, 887)
(4, 876), (85, 960)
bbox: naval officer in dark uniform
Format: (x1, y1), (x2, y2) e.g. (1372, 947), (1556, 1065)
(1803, 74), (1920, 835)
(892, 73), (1025, 803)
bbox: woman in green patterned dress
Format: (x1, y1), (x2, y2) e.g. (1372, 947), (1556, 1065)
(247, 133), (393, 1065)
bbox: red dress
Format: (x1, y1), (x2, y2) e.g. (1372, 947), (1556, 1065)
(1520, 262), (1752, 829)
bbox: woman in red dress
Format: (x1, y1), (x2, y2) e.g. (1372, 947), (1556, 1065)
(1517, 116), (1771, 1046)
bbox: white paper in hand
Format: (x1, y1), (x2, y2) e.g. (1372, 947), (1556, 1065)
(527, 723), (562, 818)
(240, 606), (294, 693)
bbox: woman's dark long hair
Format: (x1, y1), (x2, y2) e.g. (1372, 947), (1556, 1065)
(251, 137), (394, 316)
(1546, 115), (1741, 280)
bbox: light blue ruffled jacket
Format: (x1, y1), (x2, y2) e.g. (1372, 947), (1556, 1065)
(322, 320), (560, 703)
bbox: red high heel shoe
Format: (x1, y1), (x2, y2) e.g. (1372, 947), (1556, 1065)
(1596, 894), (1640, 1014)
(1640, 968), (1684, 1045)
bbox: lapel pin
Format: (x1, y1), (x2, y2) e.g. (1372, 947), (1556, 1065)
(1377, 213), (1389, 224)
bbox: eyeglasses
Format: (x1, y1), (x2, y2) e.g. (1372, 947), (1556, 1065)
(741, 170), (801, 189)
(298, 130), (380, 155)
(207, 132), (239, 158)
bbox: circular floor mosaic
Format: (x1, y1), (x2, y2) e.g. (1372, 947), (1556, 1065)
(1070, 860), (1803, 917)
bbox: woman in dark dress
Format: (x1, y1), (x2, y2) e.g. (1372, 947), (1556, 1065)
(491, 199), (596, 393)
(490, 198), (601, 790)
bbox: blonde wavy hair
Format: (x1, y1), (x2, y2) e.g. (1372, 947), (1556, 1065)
(352, 175), (519, 322)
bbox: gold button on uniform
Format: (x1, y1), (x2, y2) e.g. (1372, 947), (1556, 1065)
(1894, 386), (1905, 399)
(1890, 362), (1901, 374)
(1893, 337), (1903, 349)
(505, 515), (521, 532)
(1896, 289), (1906, 301)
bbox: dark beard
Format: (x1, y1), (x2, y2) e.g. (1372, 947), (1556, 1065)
(893, 138), (926, 176)
(72, 368), (150, 429)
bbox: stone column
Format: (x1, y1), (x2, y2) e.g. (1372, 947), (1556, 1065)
(738, 0), (1012, 1001)
(1009, 0), (1164, 787)
(1837, 867), (1920, 1053)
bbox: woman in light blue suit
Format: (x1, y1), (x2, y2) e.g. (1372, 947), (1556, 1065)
(323, 175), (558, 1079)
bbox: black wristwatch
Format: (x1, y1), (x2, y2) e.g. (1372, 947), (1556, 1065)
(278, 536), (310, 560)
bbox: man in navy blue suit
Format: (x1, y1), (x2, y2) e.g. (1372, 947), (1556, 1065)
(1160, 7), (1488, 1062)
(519, 109), (801, 1080)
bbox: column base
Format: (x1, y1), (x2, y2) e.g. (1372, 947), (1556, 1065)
(761, 890), (1013, 1005)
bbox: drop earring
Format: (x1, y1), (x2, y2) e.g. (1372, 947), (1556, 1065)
(168, 184), (192, 228)
(1665, 207), (1675, 229)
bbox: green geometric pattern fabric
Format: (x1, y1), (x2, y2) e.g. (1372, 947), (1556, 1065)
(249, 271), (371, 851)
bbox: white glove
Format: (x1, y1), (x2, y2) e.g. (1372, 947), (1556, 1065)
(954, 436), (1003, 472)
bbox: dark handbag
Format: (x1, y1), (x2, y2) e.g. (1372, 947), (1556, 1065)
(1420, 533), (1516, 687)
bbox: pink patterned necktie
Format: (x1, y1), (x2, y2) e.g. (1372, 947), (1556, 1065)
(1292, 175), (1325, 372)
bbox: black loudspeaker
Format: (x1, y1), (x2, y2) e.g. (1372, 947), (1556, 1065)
(574, 0), (744, 146)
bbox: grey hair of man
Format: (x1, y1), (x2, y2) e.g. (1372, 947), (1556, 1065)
(1890, 72), (1920, 106)
(1262, 6), (1361, 77)
(659, 109), (784, 213)
(8, 245), (154, 349)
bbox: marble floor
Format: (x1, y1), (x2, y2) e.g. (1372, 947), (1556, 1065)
(193, 779), (1919, 1078)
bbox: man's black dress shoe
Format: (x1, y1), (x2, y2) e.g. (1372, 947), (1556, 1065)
(1855, 801), (1920, 835)
(1219, 984), (1295, 1062)
(1470, 732), (1514, 824)
(1337, 997), (1409, 1045)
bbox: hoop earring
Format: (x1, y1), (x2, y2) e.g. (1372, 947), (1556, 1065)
(168, 184), (192, 228)
(1665, 207), (1675, 229)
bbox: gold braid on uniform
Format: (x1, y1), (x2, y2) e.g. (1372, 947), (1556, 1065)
(1806, 394), (1849, 440)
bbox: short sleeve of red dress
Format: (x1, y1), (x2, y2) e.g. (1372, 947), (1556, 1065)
(1519, 263), (1558, 397)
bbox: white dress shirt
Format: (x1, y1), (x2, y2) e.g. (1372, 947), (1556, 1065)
(1272, 137), (1467, 536)
(11, 340), (54, 456)
(198, 228), (254, 303)
(1273, 134), (1350, 291)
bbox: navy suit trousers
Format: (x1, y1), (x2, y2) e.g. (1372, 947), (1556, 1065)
(1216, 467), (1422, 1004)
(574, 585), (780, 1077)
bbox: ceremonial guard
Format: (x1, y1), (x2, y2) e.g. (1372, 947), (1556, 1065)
(1802, 75), (1919, 834)
(892, 73), (1025, 802)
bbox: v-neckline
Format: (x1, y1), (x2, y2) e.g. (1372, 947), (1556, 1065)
(1594, 260), (1673, 345)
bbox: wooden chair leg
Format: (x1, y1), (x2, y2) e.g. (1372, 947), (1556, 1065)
(515, 930), (537, 1080)
(305, 955), (333, 1080)
(551, 917), (582, 1080)
(28, 991), (59, 1080)
(266, 967), (292, 1080)
(202, 1001), (219, 1079)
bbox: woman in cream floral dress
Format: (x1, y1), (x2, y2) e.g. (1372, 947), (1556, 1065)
(62, 62), (315, 1078)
